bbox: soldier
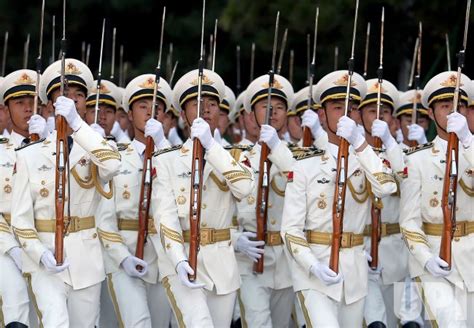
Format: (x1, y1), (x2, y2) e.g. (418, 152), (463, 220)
(231, 73), (296, 328)
(97, 73), (176, 327)
(152, 68), (254, 327)
(10, 58), (121, 327)
(281, 70), (397, 327)
(394, 90), (431, 149)
(357, 78), (415, 328)
(462, 80), (474, 133)
(84, 79), (129, 143)
(0, 69), (48, 328)
(400, 71), (474, 327)
(216, 85), (236, 146)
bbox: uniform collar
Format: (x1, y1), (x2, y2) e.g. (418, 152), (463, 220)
(131, 139), (146, 156)
(10, 130), (27, 148)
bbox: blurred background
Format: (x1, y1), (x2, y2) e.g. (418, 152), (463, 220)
(0, 0), (471, 92)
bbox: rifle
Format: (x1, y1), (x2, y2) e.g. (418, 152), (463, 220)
(250, 42), (255, 83)
(303, 6), (319, 147)
(188, 0), (206, 282)
(110, 27), (116, 80)
(236, 45), (241, 94)
(329, 0), (359, 273)
(50, 16), (55, 64)
(23, 34), (30, 69)
(119, 45), (124, 87)
(254, 11), (279, 274)
(93, 19), (106, 125)
(55, 0), (69, 266)
(446, 33), (452, 71)
(136, 7), (166, 267)
(407, 23), (422, 148)
(276, 28), (288, 75)
(289, 49), (294, 86)
(363, 22), (370, 79)
(1, 31), (8, 76)
(369, 7), (384, 271)
(440, 0), (471, 270)
(334, 46), (338, 71)
(31, 0), (45, 142)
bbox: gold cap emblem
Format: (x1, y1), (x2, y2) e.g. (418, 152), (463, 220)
(191, 74), (214, 86)
(138, 77), (159, 89)
(368, 82), (386, 93)
(333, 73), (356, 87)
(440, 74), (463, 88)
(262, 78), (283, 90)
(14, 73), (35, 85)
(65, 62), (81, 75)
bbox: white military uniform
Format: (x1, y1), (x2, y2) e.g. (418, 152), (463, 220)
(232, 74), (296, 328)
(152, 68), (255, 328)
(0, 69), (45, 327)
(98, 74), (176, 328)
(11, 58), (121, 328)
(359, 79), (410, 328)
(401, 71), (474, 328)
(282, 70), (396, 327)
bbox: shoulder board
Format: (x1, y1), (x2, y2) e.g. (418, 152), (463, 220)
(403, 142), (434, 155)
(223, 144), (254, 151)
(291, 146), (325, 161)
(117, 143), (130, 152)
(14, 138), (46, 152)
(105, 136), (116, 142)
(153, 144), (182, 157)
(0, 137), (8, 144)
(287, 142), (299, 149)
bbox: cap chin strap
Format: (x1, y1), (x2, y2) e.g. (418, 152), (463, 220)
(432, 106), (448, 134)
(323, 107), (338, 135)
(8, 107), (29, 137)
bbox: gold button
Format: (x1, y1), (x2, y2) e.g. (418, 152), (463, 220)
(454, 237), (460, 242)
(320, 192), (326, 197)
(268, 203), (273, 208)
(41, 180), (46, 185)
(433, 191), (438, 195)
(201, 203), (207, 209)
(5, 178), (9, 182)
(270, 219), (276, 225)
(124, 184), (128, 188)
(105, 244), (110, 248)
(201, 222), (208, 227)
(92, 233), (97, 239)
(180, 187), (185, 192)
(203, 185), (207, 191)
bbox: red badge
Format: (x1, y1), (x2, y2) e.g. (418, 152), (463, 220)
(152, 167), (157, 179)
(242, 157), (251, 168)
(403, 166), (408, 178)
(12, 163), (16, 175)
(382, 159), (391, 168)
(287, 171), (294, 182)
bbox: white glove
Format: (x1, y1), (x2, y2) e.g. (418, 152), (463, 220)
(364, 250), (382, 282)
(425, 256), (451, 277)
(90, 123), (106, 138)
(191, 118), (215, 150)
(47, 116), (56, 133)
(447, 112), (473, 148)
(235, 232), (265, 262)
(7, 246), (22, 271)
(40, 250), (69, 273)
(371, 119), (397, 150)
(110, 121), (128, 142)
(395, 128), (403, 144)
(336, 116), (366, 149)
(176, 261), (206, 289)
(121, 256), (148, 278)
(302, 110), (323, 139)
(259, 124), (281, 151)
(310, 260), (343, 285)
(54, 96), (82, 131)
(28, 114), (49, 139)
(214, 128), (223, 145)
(145, 118), (168, 148)
(407, 124), (427, 144)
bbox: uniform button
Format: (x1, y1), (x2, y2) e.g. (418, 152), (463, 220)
(180, 187), (185, 192)
(105, 244), (110, 248)
(203, 185), (207, 191)
(268, 203), (273, 208)
(92, 233), (98, 239)
(454, 237), (460, 242)
(201, 222), (208, 227)
(124, 184), (128, 188)
(5, 178), (9, 182)
(270, 219), (276, 225)
(201, 203), (207, 209)
(41, 180), (46, 185)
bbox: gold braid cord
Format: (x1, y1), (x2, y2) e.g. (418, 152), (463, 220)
(91, 164), (114, 199)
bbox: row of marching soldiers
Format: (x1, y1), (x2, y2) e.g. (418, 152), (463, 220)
(0, 55), (472, 328)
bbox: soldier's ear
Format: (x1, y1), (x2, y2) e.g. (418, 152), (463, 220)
(127, 108), (133, 122)
(428, 107), (435, 121)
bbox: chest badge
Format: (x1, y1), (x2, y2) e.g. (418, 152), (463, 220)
(177, 195), (186, 205)
(3, 184), (12, 194)
(40, 187), (49, 198)
(429, 197), (439, 207)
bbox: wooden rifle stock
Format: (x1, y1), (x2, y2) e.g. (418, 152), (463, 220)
(254, 142), (271, 274)
(189, 138), (204, 281)
(54, 115), (68, 265)
(440, 132), (459, 269)
(302, 127), (313, 147)
(369, 137), (382, 270)
(135, 136), (154, 266)
(330, 138), (349, 273)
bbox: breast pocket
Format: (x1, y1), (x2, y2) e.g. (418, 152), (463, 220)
(31, 176), (55, 207)
(115, 171), (140, 206)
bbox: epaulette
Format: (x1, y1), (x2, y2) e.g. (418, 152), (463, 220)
(403, 142), (434, 156)
(372, 147), (385, 153)
(14, 138), (46, 152)
(223, 144), (254, 151)
(153, 144), (182, 157)
(105, 135), (116, 142)
(0, 137), (8, 144)
(287, 142), (299, 150)
(291, 146), (325, 161)
(117, 143), (130, 152)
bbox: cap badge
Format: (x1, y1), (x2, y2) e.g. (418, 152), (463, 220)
(14, 73), (35, 85)
(191, 74), (214, 86)
(262, 78), (283, 90)
(333, 73), (356, 86)
(440, 74), (463, 88)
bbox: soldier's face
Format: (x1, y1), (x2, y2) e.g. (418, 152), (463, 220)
(6, 96), (34, 134)
(321, 99), (347, 133)
(398, 114), (413, 140)
(429, 99), (466, 131)
(0, 104), (10, 133)
(129, 98), (163, 132)
(50, 85), (87, 119)
(116, 108), (131, 131)
(217, 109), (230, 135)
(162, 111), (175, 136)
(182, 96), (220, 131)
(253, 97), (287, 131)
(97, 104), (116, 136)
(287, 115), (302, 141)
(360, 103), (393, 134)
(243, 110), (259, 140)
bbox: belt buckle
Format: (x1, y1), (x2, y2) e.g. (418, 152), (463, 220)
(340, 232), (353, 248)
(65, 216), (76, 234)
(200, 229), (214, 245)
(454, 222), (466, 237)
(267, 232), (279, 245)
